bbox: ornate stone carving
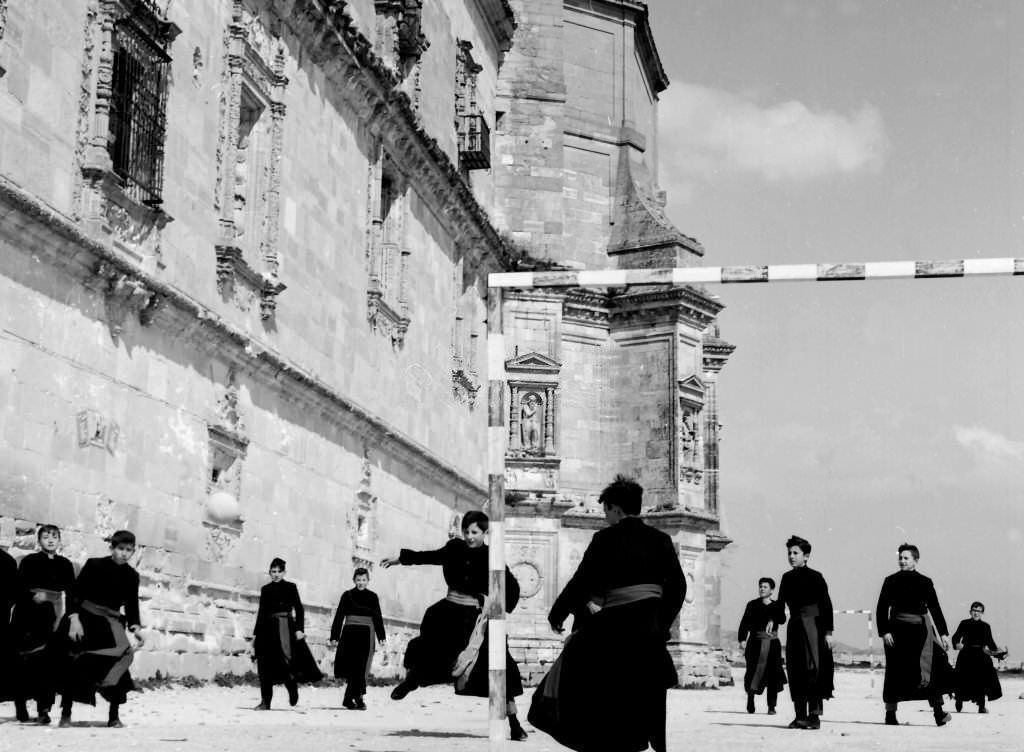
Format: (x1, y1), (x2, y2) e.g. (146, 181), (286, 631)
(452, 368), (480, 406)
(215, 1), (288, 322)
(505, 352), (561, 460)
(678, 374), (705, 489)
(74, 0), (179, 262)
(91, 260), (155, 340)
(366, 152), (411, 346)
(283, 1), (517, 280)
(373, 0), (428, 75)
(510, 561), (541, 599)
(351, 452), (379, 571)
(203, 520), (242, 563)
(76, 409), (120, 454)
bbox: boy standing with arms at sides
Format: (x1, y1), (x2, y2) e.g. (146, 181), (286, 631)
(11, 525), (76, 724)
(329, 567), (386, 710)
(57, 530), (145, 728)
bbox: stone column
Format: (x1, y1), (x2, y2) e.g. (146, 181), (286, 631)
(508, 384), (520, 451)
(543, 386), (555, 455)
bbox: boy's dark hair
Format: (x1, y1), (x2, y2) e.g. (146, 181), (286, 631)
(786, 535), (811, 555)
(461, 510), (490, 533)
(269, 557), (287, 571)
(897, 542), (920, 561)
(353, 567), (370, 579)
(970, 601), (985, 612)
(599, 474), (643, 516)
(109, 530), (136, 547)
(37, 524), (61, 540)
(758, 577), (776, 590)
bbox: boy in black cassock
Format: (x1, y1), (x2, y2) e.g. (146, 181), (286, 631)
(876, 543), (954, 726)
(11, 524), (76, 724)
(251, 557), (322, 710)
(328, 567), (386, 710)
(381, 510), (528, 742)
(738, 576), (786, 715)
(952, 601), (1006, 713)
(57, 529), (145, 728)
(529, 475), (686, 752)
(777, 535), (834, 730)
(0, 546), (18, 713)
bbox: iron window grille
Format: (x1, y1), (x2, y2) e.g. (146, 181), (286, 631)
(109, 10), (172, 207)
(457, 113), (490, 171)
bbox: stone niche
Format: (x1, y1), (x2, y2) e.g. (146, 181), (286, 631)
(504, 352), (561, 497)
(677, 373), (705, 506)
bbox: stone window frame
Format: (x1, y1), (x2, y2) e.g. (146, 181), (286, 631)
(451, 263), (481, 406)
(75, 0), (180, 266)
(455, 40), (489, 171)
(366, 148), (411, 348)
(214, 0), (288, 322)
(373, 0), (428, 77)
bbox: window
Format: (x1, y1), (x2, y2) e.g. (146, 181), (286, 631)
(108, 9), (173, 206)
(455, 41), (489, 171)
(366, 152), (411, 347)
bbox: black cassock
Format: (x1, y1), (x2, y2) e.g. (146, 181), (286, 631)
(330, 587), (386, 697)
(530, 517), (685, 752)
(738, 597), (787, 696)
(253, 580), (322, 686)
(0, 548), (18, 700)
(876, 569), (954, 703)
(55, 557), (140, 705)
(11, 552), (76, 707)
(952, 618), (1002, 705)
(777, 566), (834, 703)
(398, 538), (523, 698)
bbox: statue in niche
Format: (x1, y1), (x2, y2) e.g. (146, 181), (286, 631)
(681, 410), (699, 465)
(520, 393), (543, 455)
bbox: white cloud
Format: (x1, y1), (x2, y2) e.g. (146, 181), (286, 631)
(660, 83), (888, 182)
(953, 425), (1024, 462)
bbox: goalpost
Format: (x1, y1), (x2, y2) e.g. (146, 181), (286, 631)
(484, 256), (1022, 749)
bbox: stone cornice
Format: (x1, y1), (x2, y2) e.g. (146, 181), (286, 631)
(563, 288), (610, 328)
(611, 286), (723, 330)
(702, 335), (736, 373)
(283, 0), (519, 277)
(472, 0), (516, 52)
(705, 530), (733, 552)
(0, 175), (488, 504)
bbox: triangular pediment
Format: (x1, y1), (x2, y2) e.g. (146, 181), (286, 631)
(678, 374), (706, 404)
(505, 351), (562, 373)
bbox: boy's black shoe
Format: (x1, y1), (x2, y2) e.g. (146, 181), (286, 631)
(767, 708), (777, 715)
(253, 703), (270, 711)
(746, 695), (755, 714)
(15, 701), (29, 723)
(342, 698), (357, 710)
(107, 719), (124, 728)
(37, 712), (52, 725)
(59, 715), (72, 728)
(787, 719), (808, 729)
(884, 711), (898, 725)
(390, 679), (417, 700)
(288, 688), (299, 707)
(806, 714), (821, 729)
(509, 716), (528, 742)
(955, 699), (963, 712)
(354, 698), (367, 711)
(934, 711), (951, 727)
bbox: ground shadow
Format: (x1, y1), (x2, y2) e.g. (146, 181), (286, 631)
(710, 722), (791, 730)
(387, 729), (485, 739)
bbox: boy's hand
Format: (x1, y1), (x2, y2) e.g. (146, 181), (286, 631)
(295, 631), (305, 641)
(68, 615), (84, 642)
(33, 591), (47, 604)
(131, 626), (145, 648)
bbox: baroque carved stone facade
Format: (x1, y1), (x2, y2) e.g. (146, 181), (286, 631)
(0, 0), (733, 687)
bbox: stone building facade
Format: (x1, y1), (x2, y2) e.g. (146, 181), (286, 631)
(0, 0), (733, 686)
(494, 0), (734, 686)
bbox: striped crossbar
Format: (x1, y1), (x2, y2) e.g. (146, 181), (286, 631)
(489, 258), (1024, 288)
(834, 609), (873, 615)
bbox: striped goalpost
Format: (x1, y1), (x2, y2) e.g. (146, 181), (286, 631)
(484, 256), (1020, 750)
(833, 609), (879, 694)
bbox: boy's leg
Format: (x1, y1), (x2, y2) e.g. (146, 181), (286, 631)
(107, 701), (123, 728)
(59, 695), (73, 726)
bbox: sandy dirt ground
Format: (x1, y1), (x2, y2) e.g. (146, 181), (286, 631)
(2, 669), (1021, 752)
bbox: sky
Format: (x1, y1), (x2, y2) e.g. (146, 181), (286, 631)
(646, 0), (1024, 654)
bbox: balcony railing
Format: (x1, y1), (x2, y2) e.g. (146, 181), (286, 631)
(457, 113), (490, 171)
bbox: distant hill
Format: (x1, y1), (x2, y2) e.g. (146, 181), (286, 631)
(719, 628), (872, 656)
